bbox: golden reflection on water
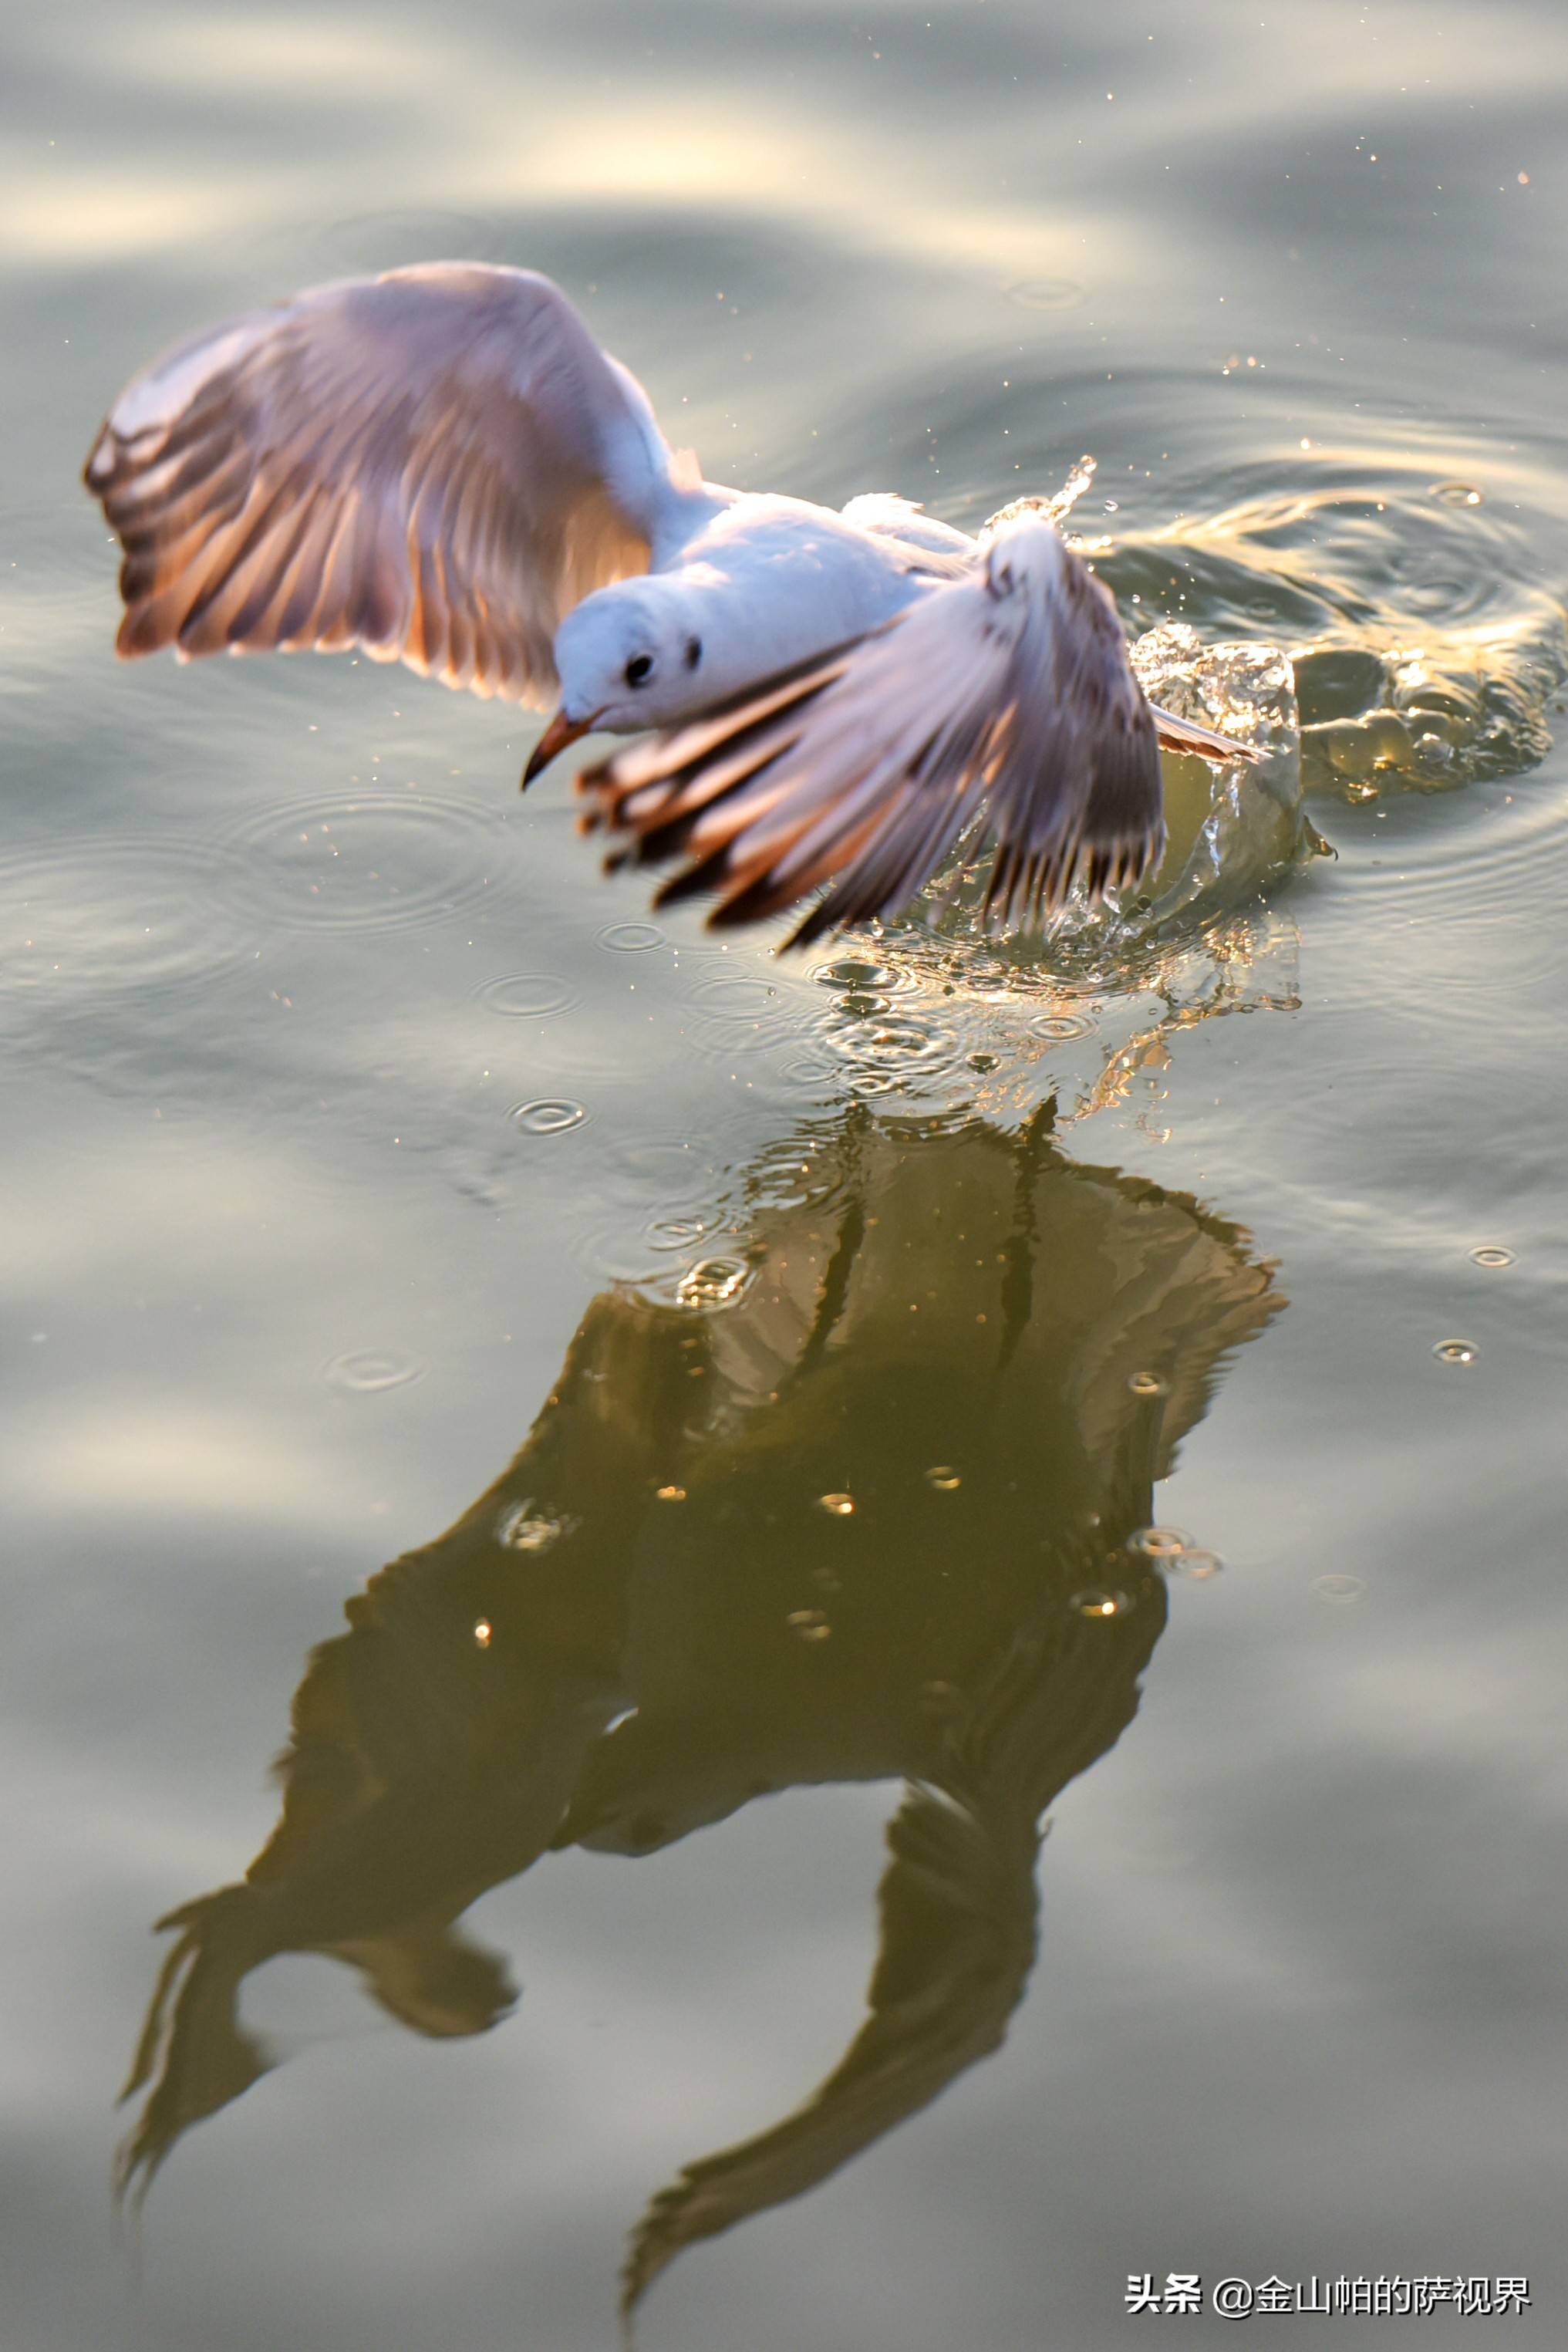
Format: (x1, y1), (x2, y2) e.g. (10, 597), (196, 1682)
(117, 1100), (1281, 2320)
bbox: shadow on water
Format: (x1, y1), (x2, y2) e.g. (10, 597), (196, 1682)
(115, 1098), (1282, 2322)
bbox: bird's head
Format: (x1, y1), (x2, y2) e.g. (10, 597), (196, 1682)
(524, 578), (719, 782)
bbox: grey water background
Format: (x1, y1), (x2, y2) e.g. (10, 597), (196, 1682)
(4, 2), (1568, 2346)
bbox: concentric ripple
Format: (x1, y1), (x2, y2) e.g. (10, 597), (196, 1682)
(220, 790), (496, 933)
(473, 971), (578, 1021)
(322, 1348), (427, 1392)
(509, 1098), (588, 1136)
(683, 970), (795, 1059)
(598, 920), (666, 953)
(565, 1132), (731, 1284)
(0, 837), (256, 1001)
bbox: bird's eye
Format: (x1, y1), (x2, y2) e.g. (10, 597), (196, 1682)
(624, 653), (653, 687)
(684, 636), (702, 670)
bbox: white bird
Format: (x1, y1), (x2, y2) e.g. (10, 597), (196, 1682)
(84, 262), (1255, 944)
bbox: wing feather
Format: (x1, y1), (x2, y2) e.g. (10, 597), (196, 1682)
(581, 518), (1228, 943)
(83, 264), (690, 708)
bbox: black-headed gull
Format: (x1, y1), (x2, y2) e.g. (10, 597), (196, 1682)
(84, 262), (1254, 943)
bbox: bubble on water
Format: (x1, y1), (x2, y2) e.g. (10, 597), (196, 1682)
(473, 1618), (493, 1648)
(967, 1051), (1000, 1072)
(1071, 1588), (1133, 1619)
(786, 1608), (831, 1643)
(323, 1348), (427, 1392)
(925, 1466), (962, 1491)
(474, 971), (577, 1020)
(509, 1098), (587, 1135)
(1129, 1524), (1194, 1559)
(1128, 1372), (1168, 1399)
(1030, 1011), (1098, 1041)
(1469, 1245), (1515, 1268)
(818, 1493), (855, 1517)
(1433, 1338), (1479, 1365)
(655, 1484), (686, 1502)
(1431, 481), (1485, 507)
(676, 1255), (755, 1308)
(1171, 1549), (1223, 1581)
(1313, 1574), (1364, 1604)
(497, 1502), (575, 1552)
(598, 921), (664, 953)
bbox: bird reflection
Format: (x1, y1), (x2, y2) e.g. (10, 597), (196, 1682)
(118, 1099), (1281, 2319)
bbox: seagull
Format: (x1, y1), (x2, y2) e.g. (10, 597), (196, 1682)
(84, 262), (1255, 944)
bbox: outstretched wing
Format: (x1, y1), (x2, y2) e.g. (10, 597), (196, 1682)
(84, 264), (688, 706)
(580, 518), (1175, 943)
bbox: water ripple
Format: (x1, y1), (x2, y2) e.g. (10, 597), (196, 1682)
(322, 1348), (427, 1393)
(0, 836), (255, 1002)
(509, 1098), (588, 1136)
(473, 971), (578, 1021)
(220, 790), (495, 933)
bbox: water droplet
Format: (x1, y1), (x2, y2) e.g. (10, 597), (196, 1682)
(1469, 1245), (1515, 1268)
(786, 1608), (831, 1642)
(1433, 1338), (1479, 1365)
(598, 920), (664, 953)
(676, 1255), (754, 1308)
(1313, 1574), (1364, 1605)
(925, 1466), (962, 1491)
(323, 1348), (427, 1392)
(1129, 1524), (1194, 1559)
(474, 1618), (493, 1648)
(497, 1503), (574, 1552)
(818, 1492), (855, 1517)
(655, 1484), (686, 1502)
(1128, 1372), (1168, 1399)
(474, 971), (576, 1019)
(510, 1097), (586, 1135)
(1071, 1588), (1133, 1619)
(966, 1051), (1000, 1072)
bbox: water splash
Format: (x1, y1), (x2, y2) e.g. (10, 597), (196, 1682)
(1097, 463), (1566, 806)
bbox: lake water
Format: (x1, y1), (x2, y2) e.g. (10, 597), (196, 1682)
(4, 3), (1566, 2346)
